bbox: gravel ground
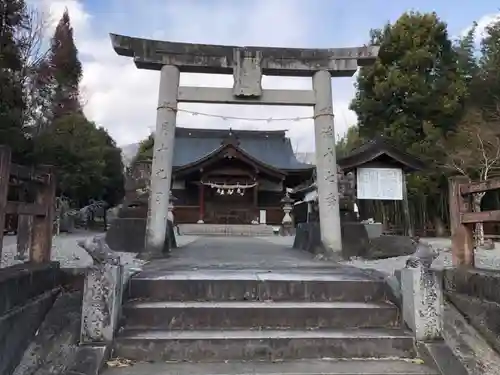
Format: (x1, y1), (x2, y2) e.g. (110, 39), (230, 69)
(0, 232), (199, 269)
(4, 233), (500, 276)
(259, 236), (500, 275)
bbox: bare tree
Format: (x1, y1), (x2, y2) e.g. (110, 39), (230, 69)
(438, 107), (500, 246)
(15, 5), (52, 133)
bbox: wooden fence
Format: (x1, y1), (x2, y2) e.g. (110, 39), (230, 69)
(449, 175), (500, 267)
(0, 145), (56, 265)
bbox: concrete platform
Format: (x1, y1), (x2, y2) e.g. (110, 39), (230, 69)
(139, 236), (325, 271)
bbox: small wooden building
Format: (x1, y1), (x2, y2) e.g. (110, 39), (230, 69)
(291, 137), (425, 229)
(338, 137), (425, 174)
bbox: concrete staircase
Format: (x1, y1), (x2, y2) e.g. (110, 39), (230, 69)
(178, 224), (276, 236)
(109, 270), (440, 374)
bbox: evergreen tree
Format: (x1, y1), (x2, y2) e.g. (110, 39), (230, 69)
(350, 12), (467, 149)
(478, 18), (500, 118)
(350, 12), (471, 235)
(133, 133), (154, 164)
(49, 8), (82, 120)
(97, 127), (125, 207)
(335, 126), (364, 158)
(455, 22), (479, 96)
(0, 0), (30, 160)
(34, 114), (125, 206)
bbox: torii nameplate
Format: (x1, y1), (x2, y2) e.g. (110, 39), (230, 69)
(233, 49), (262, 97)
(109, 34), (379, 78)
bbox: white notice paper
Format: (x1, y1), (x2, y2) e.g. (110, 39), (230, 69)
(356, 167), (403, 200)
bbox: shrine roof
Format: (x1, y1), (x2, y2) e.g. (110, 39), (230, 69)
(337, 137), (425, 172)
(173, 127), (314, 172)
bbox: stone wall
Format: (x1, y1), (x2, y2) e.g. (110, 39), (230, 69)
(0, 262), (61, 375)
(442, 268), (500, 354)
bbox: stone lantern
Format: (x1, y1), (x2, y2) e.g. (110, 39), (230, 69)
(281, 191), (294, 235)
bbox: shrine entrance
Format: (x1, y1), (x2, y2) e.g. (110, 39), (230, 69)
(204, 180), (256, 224)
(109, 34), (379, 258)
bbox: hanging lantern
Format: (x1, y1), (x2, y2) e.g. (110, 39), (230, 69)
(228, 189), (234, 195)
(236, 188), (241, 195)
(220, 189), (225, 195)
(216, 188), (221, 194)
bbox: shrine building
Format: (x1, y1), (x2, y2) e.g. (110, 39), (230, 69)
(128, 127), (314, 226)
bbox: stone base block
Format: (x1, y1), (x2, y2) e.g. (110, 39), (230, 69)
(341, 222), (370, 259)
(293, 222), (323, 255)
(105, 217), (177, 255)
(293, 222), (369, 259)
(401, 266), (443, 341)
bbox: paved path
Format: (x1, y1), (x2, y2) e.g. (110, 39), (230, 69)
(143, 236), (322, 271)
(136, 236), (378, 282)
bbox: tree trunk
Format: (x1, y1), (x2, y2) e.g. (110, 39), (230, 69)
(473, 193), (485, 247)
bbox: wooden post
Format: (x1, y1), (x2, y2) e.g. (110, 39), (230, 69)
(16, 210), (33, 261)
(402, 173), (414, 237)
(449, 176), (474, 267)
(0, 146), (11, 260)
(31, 166), (56, 263)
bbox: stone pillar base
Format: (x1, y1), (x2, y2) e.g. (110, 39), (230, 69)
(401, 265), (443, 341)
(80, 263), (124, 344)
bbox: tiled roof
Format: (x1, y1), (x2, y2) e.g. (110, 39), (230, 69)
(173, 127), (313, 171)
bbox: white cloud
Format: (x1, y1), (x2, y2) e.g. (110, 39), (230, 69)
(37, 0), (358, 152)
(461, 12), (500, 44)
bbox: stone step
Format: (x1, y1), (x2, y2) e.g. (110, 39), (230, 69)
(122, 301), (400, 330)
(178, 224), (277, 237)
(113, 328), (416, 362)
(127, 273), (389, 303)
(102, 359), (439, 375)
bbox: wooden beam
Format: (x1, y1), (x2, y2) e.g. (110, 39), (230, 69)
(449, 176), (474, 267)
(16, 189), (33, 261)
(461, 210), (500, 224)
(460, 178), (500, 195)
(178, 87), (316, 106)
(31, 166), (56, 263)
(5, 201), (46, 216)
(16, 215), (33, 261)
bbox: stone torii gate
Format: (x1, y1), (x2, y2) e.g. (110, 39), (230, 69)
(109, 34), (379, 259)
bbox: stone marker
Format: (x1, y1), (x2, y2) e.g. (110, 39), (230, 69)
(401, 243), (443, 341)
(78, 236), (124, 344)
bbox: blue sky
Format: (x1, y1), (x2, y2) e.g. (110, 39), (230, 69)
(38, 0), (499, 150)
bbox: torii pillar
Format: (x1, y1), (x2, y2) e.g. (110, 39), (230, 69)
(109, 34), (379, 259)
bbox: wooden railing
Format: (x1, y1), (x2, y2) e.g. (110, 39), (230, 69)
(449, 176), (500, 267)
(0, 146), (56, 264)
